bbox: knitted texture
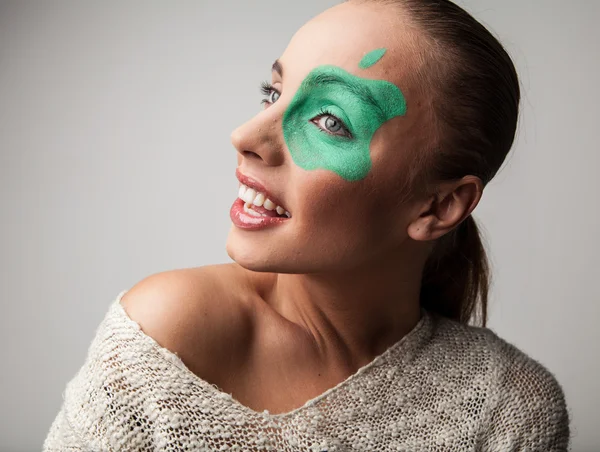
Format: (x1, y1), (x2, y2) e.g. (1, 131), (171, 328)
(44, 290), (571, 451)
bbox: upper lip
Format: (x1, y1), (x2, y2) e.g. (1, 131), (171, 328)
(235, 168), (289, 213)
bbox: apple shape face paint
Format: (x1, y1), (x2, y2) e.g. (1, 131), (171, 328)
(282, 48), (407, 181)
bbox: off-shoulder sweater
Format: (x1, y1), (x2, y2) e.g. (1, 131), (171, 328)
(43, 290), (571, 451)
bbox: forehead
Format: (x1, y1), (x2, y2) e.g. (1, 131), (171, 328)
(278, 2), (419, 93)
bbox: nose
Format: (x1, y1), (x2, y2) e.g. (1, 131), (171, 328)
(230, 108), (286, 167)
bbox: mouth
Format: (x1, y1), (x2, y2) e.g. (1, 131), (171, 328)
(235, 169), (291, 219)
(237, 184), (291, 218)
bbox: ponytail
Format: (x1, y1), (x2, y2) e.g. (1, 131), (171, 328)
(419, 215), (490, 327)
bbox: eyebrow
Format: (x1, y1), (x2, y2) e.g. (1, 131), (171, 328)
(310, 72), (385, 117)
(271, 59), (384, 116)
(272, 59), (283, 77)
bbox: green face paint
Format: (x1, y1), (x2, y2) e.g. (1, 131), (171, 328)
(282, 51), (407, 181)
(358, 48), (387, 69)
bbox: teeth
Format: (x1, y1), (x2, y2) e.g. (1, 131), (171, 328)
(242, 188), (256, 204)
(238, 184), (290, 218)
(252, 193), (265, 207)
(243, 202), (264, 217)
(263, 198), (276, 210)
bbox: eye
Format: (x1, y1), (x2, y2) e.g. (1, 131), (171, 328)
(260, 81), (280, 106)
(312, 108), (352, 138)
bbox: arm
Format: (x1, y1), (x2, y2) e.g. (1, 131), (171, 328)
(43, 405), (85, 451)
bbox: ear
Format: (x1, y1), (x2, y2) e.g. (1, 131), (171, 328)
(407, 176), (483, 242)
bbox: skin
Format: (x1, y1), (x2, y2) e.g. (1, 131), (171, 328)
(121, 1), (484, 416)
(227, 0), (482, 369)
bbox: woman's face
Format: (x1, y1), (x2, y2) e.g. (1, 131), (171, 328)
(226, 1), (433, 273)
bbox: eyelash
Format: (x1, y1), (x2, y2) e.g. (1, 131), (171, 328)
(259, 81), (276, 105)
(259, 80), (352, 138)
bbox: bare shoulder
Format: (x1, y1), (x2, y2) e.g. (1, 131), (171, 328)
(119, 263), (256, 382)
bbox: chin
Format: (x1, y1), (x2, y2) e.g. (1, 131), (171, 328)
(225, 226), (308, 274)
(226, 227), (280, 273)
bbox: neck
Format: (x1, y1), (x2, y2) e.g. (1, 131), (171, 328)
(262, 247), (426, 371)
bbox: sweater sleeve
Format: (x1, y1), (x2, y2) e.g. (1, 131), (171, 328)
(479, 344), (572, 452)
(43, 402), (84, 451)
(41, 296), (159, 452)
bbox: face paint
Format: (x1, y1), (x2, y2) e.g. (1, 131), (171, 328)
(358, 48), (387, 69)
(282, 50), (407, 181)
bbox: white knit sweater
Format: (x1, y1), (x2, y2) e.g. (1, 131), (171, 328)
(43, 290), (571, 451)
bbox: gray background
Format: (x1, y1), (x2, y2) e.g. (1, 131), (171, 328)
(1, 1), (598, 450)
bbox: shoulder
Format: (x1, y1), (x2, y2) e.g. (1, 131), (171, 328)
(119, 263), (256, 382)
(481, 327), (570, 418)
(483, 334), (571, 449)
(430, 316), (571, 449)
(429, 315), (564, 382)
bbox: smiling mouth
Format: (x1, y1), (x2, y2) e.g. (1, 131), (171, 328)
(238, 184), (291, 218)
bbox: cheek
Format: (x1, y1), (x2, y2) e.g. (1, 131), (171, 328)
(291, 175), (385, 241)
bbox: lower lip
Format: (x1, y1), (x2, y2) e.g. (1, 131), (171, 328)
(229, 198), (290, 230)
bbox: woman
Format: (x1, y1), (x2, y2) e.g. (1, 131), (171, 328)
(44, 0), (571, 450)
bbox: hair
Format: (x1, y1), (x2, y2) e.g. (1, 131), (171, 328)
(349, 0), (521, 327)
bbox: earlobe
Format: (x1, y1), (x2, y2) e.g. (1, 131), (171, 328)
(407, 216), (435, 241)
(406, 194), (437, 241)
